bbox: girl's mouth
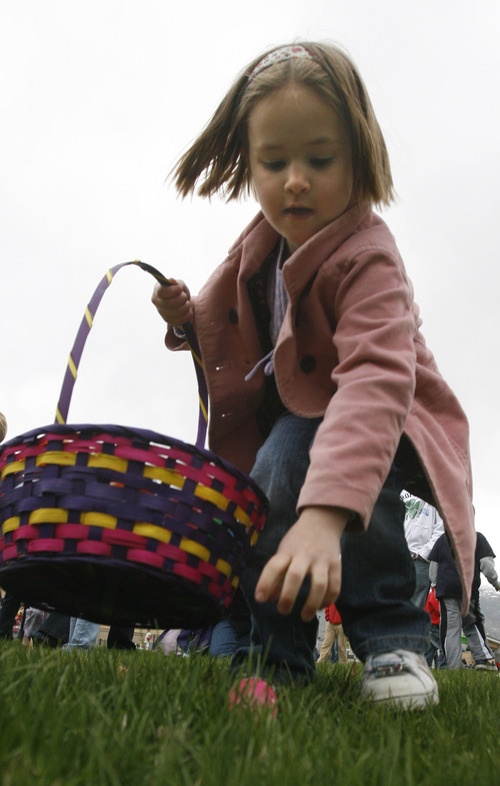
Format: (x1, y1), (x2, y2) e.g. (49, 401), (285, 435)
(285, 206), (313, 216)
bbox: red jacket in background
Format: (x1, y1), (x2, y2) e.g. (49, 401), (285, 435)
(325, 603), (342, 625)
(424, 587), (440, 625)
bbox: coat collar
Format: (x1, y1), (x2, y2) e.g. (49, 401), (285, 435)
(231, 202), (373, 296)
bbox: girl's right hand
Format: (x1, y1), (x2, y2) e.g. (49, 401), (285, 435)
(151, 278), (194, 327)
(254, 505), (348, 622)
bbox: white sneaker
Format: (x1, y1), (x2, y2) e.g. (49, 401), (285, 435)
(361, 649), (439, 710)
(474, 660), (498, 672)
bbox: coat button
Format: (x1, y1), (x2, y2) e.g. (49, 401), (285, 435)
(300, 354), (316, 373)
(228, 308), (239, 324)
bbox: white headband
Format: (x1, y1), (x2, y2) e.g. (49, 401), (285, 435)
(249, 45), (314, 80)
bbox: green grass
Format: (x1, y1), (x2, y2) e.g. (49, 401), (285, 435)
(0, 643), (499, 785)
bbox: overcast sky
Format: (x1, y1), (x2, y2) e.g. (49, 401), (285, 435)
(1, 1), (499, 564)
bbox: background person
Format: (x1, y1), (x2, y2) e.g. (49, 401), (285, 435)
(429, 531), (499, 670)
(401, 491), (444, 608)
(316, 602), (347, 664)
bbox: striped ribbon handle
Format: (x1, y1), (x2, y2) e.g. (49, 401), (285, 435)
(55, 260), (208, 449)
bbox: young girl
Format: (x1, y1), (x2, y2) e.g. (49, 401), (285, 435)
(152, 42), (475, 709)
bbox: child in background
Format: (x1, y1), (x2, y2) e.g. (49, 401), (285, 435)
(316, 602), (347, 664)
(152, 42), (475, 710)
(424, 587), (445, 669)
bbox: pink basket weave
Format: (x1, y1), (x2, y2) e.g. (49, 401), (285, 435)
(0, 262), (268, 628)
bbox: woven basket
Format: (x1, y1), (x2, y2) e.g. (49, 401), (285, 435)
(0, 262), (268, 628)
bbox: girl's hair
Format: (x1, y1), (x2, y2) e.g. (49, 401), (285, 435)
(173, 42), (394, 208)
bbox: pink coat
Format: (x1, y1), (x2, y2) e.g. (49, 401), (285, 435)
(167, 203), (475, 610)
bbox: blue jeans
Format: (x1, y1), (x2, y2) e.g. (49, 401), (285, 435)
(209, 619), (251, 657)
(63, 617), (100, 650)
(235, 412), (430, 682)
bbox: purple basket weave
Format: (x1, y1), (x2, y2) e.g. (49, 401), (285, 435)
(0, 262), (268, 628)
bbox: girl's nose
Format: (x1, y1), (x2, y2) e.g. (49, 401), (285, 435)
(284, 165), (310, 194)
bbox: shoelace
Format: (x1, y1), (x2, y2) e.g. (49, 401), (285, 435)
(372, 661), (405, 677)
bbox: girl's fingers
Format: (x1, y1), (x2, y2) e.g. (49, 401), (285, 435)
(300, 567), (329, 622)
(256, 552), (341, 621)
(153, 282), (182, 302)
(255, 553), (330, 621)
(152, 280), (192, 324)
(255, 552), (291, 604)
(275, 556), (309, 615)
(325, 564), (342, 605)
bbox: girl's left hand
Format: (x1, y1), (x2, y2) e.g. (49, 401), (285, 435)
(151, 278), (193, 326)
(254, 506), (348, 622)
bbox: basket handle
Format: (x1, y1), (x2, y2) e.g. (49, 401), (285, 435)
(54, 260), (208, 448)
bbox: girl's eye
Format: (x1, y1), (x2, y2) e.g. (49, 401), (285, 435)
(310, 157), (333, 169)
(263, 160), (286, 172)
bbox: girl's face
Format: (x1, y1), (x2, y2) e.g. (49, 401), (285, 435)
(248, 84), (354, 253)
